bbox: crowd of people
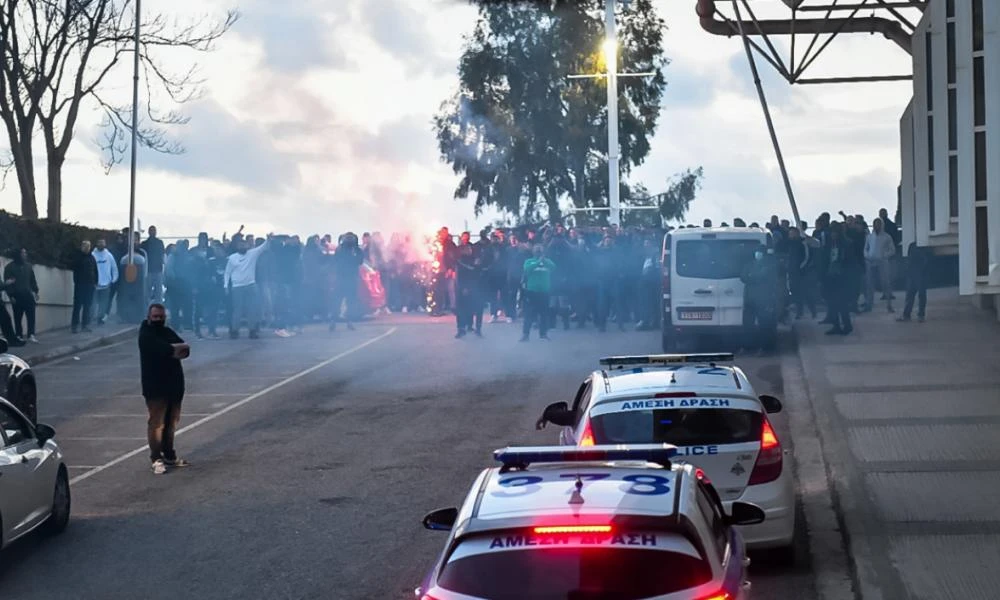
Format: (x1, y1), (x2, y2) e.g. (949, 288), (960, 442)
(0, 205), (925, 348)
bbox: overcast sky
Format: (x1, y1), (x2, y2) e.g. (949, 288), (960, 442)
(0, 0), (918, 239)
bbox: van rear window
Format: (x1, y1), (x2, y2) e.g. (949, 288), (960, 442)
(675, 239), (760, 279)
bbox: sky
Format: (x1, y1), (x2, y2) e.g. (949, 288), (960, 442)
(0, 0), (920, 239)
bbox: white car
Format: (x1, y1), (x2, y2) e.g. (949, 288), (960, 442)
(417, 444), (763, 600)
(0, 397), (70, 548)
(661, 227), (768, 351)
(536, 354), (795, 560)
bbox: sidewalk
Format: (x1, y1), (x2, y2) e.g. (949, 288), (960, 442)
(6, 323), (137, 366)
(795, 287), (1000, 600)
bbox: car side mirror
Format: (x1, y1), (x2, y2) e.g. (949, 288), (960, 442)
(35, 423), (56, 446)
(759, 394), (782, 414)
(422, 507), (458, 532)
(727, 502), (766, 526)
(536, 401), (574, 429)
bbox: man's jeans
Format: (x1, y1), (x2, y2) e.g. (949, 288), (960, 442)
(149, 271), (165, 305)
(230, 284), (260, 333)
(93, 286), (112, 322)
(145, 396), (182, 462)
(865, 258), (893, 310)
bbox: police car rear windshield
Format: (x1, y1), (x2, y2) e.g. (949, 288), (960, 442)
(592, 408), (762, 446)
(675, 239), (759, 280)
(438, 533), (711, 600)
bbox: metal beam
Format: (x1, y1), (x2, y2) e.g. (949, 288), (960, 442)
(795, 74), (914, 84)
(797, 1), (926, 10)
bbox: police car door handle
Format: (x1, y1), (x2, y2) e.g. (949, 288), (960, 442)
(694, 289), (713, 295)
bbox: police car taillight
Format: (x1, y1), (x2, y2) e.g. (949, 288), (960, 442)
(580, 420), (595, 447)
(698, 592), (730, 600)
(534, 525), (612, 534)
(748, 418), (782, 485)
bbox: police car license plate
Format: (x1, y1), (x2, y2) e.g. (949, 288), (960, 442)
(678, 311), (713, 320)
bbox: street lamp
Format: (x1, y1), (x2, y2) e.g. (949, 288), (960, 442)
(568, 0), (654, 227)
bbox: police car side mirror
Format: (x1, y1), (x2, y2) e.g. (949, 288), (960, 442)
(35, 423), (56, 446)
(728, 502), (766, 526)
(538, 402), (574, 428)
(423, 507), (458, 531)
(759, 395), (782, 414)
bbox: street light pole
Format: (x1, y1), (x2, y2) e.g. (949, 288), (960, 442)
(126, 0), (140, 279)
(605, 0), (621, 227)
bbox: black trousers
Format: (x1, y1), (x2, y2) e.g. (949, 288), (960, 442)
(456, 283), (482, 333)
(521, 290), (550, 339)
(329, 284), (357, 329)
(195, 287), (221, 335)
(742, 299), (777, 350)
(0, 302), (16, 340)
(903, 276), (927, 318)
(72, 285), (95, 329)
(11, 295), (35, 337)
(829, 278), (853, 331)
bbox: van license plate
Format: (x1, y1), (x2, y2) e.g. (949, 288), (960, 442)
(678, 311), (713, 320)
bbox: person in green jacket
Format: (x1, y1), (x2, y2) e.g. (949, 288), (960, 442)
(520, 245), (555, 342)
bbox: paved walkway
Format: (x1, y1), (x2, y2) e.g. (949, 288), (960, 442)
(6, 323), (137, 366)
(796, 287), (1000, 600)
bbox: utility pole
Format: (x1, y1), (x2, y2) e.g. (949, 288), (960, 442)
(125, 0), (141, 283)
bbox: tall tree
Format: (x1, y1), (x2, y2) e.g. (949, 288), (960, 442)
(435, 0), (674, 224)
(0, 0), (236, 222)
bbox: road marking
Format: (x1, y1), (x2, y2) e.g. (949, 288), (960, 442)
(48, 394), (245, 401)
(68, 466), (105, 469)
(50, 413), (213, 418)
(63, 437), (146, 441)
(69, 327), (397, 485)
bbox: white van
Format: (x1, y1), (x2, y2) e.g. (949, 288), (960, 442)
(660, 227), (767, 351)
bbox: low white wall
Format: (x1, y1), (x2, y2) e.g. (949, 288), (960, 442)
(0, 259), (74, 334)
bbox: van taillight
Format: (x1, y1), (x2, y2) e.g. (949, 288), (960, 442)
(748, 418), (783, 485)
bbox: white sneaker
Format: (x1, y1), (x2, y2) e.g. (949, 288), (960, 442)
(402, 307), (409, 313)
(274, 329), (291, 338)
(152, 459), (167, 475)
(29, 335), (38, 343)
(164, 457), (190, 468)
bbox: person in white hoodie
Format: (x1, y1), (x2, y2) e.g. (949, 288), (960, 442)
(224, 235), (271, 339)
(92, 238), (119, 324)
(863, 217), (896, 313)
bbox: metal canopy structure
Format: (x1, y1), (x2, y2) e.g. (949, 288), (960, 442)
(695, 0), (927, 84)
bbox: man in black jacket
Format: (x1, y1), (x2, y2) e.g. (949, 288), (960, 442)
(4, 248), (39, 342)
(72, 241), (98, 333)
(139, 303), (190, 475)
(898, 242), (930, 323)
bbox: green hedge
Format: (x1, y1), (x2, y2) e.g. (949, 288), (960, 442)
(0, 211), (119, 270)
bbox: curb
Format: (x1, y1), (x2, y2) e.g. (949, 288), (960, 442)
(23, 326), (138, 367)
(782, 325), (858, 600)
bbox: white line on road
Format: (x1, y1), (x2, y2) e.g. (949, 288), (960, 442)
(49, 394), (246, 401)
(68, 466), (106, 469)
(51, 413), (213, 418)
(69, 327), (397, 485)
(34, 338), (133, 368)
(63, 437), (146, 441)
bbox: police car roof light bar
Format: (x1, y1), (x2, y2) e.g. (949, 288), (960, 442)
(494, 444), (678, 472)
(599, 353), (735, 369)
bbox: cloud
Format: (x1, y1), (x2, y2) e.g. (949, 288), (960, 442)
(140, 99), (300, 193)
(235, 0), (347, 73)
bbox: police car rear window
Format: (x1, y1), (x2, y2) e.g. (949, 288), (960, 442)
(592, 408), (762, 446)
(439, 533), (712, 600)
(675, 239), (759, 279)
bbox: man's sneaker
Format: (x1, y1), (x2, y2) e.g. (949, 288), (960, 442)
(164, 457), (190, 468)
(28, 335), (38, 343)
(275, 329), (292, 338)
(152, 460), (167, 475)
(918, 315), (926, 322)
(896, 316), (911, 322)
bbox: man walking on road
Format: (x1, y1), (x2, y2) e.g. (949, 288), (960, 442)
(139, 304), (191, 475)
(519, 245), (555, 342)
(141, 225), (166, 305)
(5, 249), (40, 343)
(72, 241), (98, 333)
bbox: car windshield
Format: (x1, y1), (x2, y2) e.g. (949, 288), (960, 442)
(675, 239), (760, 279)
(438, 541), (712, 600)
(592, 408), (762, 446)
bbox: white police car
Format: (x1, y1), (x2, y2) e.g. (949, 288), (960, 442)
(535, 354), (795, 559)
(417, 445), (763, 600)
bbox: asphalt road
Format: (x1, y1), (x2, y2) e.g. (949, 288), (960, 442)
(0, 317), (817, 600)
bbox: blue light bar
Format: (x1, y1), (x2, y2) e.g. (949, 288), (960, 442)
(599, 353), (735, 369)
(494, 444), (678, 468)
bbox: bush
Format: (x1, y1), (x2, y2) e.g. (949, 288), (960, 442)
(0, 211), (119, 270)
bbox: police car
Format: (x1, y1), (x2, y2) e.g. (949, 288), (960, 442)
(534, 354), (795, 558)
(416, 445), (764, 600)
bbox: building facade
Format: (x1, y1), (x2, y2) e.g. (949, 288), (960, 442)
(902, 0), (1000, 300)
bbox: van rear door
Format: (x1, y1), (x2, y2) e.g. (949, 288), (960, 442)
(672, 233), (763, 327)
